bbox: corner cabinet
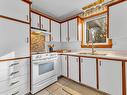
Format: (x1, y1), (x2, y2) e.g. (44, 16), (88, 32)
(51, 20), (60, 42)
(80, 58), (97, 88)
(68, 56), (79, 82)
(98, 59), (122, 95)
(68, 18), (78, 42)
(61, 55), (68, 77)
(0, 0), (30, 23)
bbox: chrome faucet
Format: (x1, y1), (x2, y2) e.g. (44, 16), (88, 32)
(90, 28), (96, 55)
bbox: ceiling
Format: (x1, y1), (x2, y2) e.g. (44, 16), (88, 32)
(31, 0), (97, 21)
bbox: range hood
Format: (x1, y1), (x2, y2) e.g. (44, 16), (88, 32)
(31, 27), (51, 35)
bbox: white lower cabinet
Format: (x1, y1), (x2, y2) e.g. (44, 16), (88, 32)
(98, 59), (122, 95)
(61, 55), (68, 77)
(56, 55), (62, 77)
(0, 58), (30, 95)
(80, 57), (97, 88)
(68, 56), (79, 82)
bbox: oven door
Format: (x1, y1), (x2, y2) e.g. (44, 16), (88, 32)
(32, 59), (57, 84)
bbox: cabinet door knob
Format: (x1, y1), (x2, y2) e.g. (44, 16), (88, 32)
(26, 15), (29, 21)
(10, 81), (19, 86)
(12, 91), (19, 95)
(80, 58), (83, 63)
(9, 71), (19, 76)
(76, 58), (79, 62)
(9, 63), (19, 67)
(99, 61), (101, 66)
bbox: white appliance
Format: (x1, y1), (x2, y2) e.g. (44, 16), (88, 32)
(31, 53), (58, 94)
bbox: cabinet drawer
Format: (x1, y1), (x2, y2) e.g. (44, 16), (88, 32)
(0, 75), (28, 93)
(8, 83), (29, 95)
(0, 83), (29, 95)
(0, 59), (29, 82)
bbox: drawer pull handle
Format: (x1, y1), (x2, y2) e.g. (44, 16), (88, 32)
(10, 81), (19, 86)
(12, 91), (19, 95)
(9, 63), (19, 67)
(9, 71), (19, 76)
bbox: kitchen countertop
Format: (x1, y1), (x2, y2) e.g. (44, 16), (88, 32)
(59, 51), (127, 61)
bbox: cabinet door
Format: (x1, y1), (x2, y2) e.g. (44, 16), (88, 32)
(68, 18), (78, 42)
(41, 16), (50, 31)
(61, 22), (68, 42)
(31, 12), (40, 29)
(81, 58), (97, 88)
(68, 56), (79, 82)
(99, 60), (122, 95)
(56, 55), (62, 77)
(0, 0), (29, 22)
(109, 1), (127, 39)
(0, 18), (30, 60)
(51, 20), (60, 42)
(61, 55), (67, 77)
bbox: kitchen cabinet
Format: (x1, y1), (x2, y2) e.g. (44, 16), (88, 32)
(109, 1), (127, 39)
(51, 20), (60, 42)
(80, 58), (97, 88)
(0, 58), (30, 94)
(0, 18), (30, 60)
(0, 0), (29, 23)
(31, 12), (40, 29)
(41, 16), (50, 31)
(61, 22), (68, 42)
(61, 55), (68, 77)
(68, 56), (79, 82)
(56, 55), (62, 77)
(98, 59), (122, 95)
(68, 18), (78, 42)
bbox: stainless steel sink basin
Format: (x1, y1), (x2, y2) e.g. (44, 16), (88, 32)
(79, 52), (107, 56)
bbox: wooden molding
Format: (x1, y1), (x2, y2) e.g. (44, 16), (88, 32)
(22, 0), (32, 4)
(31, 9), (60, 23)
(122, 61), (126, 95)
(0, 15), (30, 24)
(83, 11), (107, 20)
(0, 57), (30, 62)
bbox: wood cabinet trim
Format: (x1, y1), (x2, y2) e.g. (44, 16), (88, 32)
(60, 54), (127, 61)
(122, 61), (126, 95)
(0, 57), (30, 62)
(22, 0), (32, 4)
(31, 9), (60, 23)
(0, 15), (30, 25)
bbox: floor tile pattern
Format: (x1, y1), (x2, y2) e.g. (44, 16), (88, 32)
(35, 77), (108, 95)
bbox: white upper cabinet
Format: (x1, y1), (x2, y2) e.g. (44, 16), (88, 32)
(68, 18), (78, 42)
(68, 56), (79, 82)
(61, 22), (68, 42)
(41, 16), (50, 31)
(51, 20), (60, 42)
(61, 55), (68, 77)
(98, 59), (122, 95)
(80, 58), (97, 89)
(109, 1), (127, 39)
(0, 0), (29, 22)
(31, 12), (40, 29)
(0, 18), (30, 60)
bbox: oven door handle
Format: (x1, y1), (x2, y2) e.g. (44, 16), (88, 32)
(33, 60), (56, 65)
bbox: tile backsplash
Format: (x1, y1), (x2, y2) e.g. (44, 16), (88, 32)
(31, 33), (45, 53)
